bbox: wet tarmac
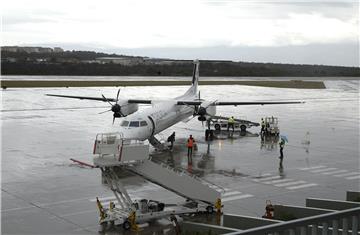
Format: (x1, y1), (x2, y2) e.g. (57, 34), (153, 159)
(1, 80), (359, 234)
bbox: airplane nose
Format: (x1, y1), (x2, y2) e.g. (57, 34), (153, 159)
(119, 127), (150, 141)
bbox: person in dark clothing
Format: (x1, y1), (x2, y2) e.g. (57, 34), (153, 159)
(167, 132), (175, 150)
(261, 118), (265, 134)
(279, 139), (285, 166)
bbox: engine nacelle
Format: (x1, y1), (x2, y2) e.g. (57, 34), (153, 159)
(197, 102), (216, 121)
(118, 102), (139, 116)
(205, 105), (216, 117)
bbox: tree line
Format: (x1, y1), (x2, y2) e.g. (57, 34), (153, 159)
(2, 50), (359, 77)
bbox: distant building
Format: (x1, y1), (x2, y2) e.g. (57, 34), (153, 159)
(2, 46), (19, 52)
(144, 58), (198, 65)
(37, 47), (53, 53)
(82, 60), (102, 64)
(36, 58), (48, 63)
(1, 57), (17, 62)
(1, 46), (64, 53)
(96, 57), (144, 66)
(53, 47), (64, 53)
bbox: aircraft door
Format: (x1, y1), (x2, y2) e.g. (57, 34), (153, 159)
(147, 116), (156, 137)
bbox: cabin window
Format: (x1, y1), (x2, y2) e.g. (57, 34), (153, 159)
(121, 121), (129, 127)
(140, 121), (148, 126)
(129, 121), (140, 127)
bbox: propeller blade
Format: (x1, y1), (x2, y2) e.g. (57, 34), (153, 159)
(116, 89), (121, 103)
(98, 109), (112, 114)
(112, 116), (115, 125)
(102, 94), (113, 106)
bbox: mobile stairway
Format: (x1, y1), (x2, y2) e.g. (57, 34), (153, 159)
(92, 132), (223, 230)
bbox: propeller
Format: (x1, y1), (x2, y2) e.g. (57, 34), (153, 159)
(100, 89), (125, 124)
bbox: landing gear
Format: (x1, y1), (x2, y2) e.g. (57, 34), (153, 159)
(206, 205), (214, 214)
(205, 129), (214, 141)
(122, 220), (131, 230)
(205, 119), (214, 141)
(99, 222), (108, 232)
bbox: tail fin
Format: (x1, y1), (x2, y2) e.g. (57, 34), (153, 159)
(192, 59), (199, 87)
(184, 60), (199, 97)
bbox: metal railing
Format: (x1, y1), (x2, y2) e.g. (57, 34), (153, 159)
(224, 207), (360, 235)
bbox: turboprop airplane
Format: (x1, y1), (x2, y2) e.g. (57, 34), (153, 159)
(47, 60), (302, 148)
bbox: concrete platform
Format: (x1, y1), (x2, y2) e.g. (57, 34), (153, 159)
(1, 80), (359, 234)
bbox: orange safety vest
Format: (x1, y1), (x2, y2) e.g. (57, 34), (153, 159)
(187, 138), (194, 148)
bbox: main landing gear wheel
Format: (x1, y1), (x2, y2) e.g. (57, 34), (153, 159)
(240, 125), (247, 132)
(123, 220), (131, 230)
(214, 124), (221, 131)
(206, 206), (214, 214)
(99, 222), (107, 232)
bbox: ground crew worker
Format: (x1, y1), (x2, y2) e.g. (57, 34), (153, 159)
(187, 135), (195, 163)
(167, 132), (175, 150)
(265, 122), (270, 135)
(227, 116), (235, 132)
(261, 118), (265, 134)
(96, 197), (106, 220)
(128, 211), (139, 231)
(215, 198), (223, 214)
(279, 139), (285, 166)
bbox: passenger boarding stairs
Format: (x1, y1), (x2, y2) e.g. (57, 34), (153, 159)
(93, 133), (222, 206)
(127, 160), (223, 204)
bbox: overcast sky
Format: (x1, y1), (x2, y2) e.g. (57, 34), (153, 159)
(2, 0), (359, 66)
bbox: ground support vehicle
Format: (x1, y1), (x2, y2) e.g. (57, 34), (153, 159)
(263, 116), (280, 136)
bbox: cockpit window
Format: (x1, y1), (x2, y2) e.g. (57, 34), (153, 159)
(129, 121), (140, 127)
(140, 121), (148, 126)
(121, 121), (129, 127)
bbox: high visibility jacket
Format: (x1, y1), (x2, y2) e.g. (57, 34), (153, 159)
(187, 138), (194, 148)
(261, 121), (265, 126)
(228, 117), (235, 124)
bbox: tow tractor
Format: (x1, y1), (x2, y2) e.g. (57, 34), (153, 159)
(92, 132), (223, 231)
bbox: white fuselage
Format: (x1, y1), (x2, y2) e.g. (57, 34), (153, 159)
(118, 94), (196, 140)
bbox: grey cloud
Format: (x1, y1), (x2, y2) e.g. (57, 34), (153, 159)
(2, 9), (64, 26)
(204, 1), (358, 20)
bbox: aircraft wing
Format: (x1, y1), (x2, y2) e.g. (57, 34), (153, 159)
(46, 94), (152, 104)
(214, 101), (304, 105)
(177, 101), (303, 105)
